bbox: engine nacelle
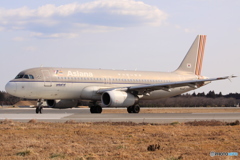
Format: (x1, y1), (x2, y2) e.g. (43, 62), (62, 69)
(46, 99), (78, 109)
(101, 91), (138, 107)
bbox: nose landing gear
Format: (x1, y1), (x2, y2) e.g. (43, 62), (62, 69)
(36, 106), (43, 114)
(36, 99), (43, 114)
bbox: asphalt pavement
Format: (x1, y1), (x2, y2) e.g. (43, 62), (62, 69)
(0, 108), (239, 123)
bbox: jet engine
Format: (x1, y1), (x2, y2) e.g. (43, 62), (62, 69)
(46, 99), (78, 109)
(101, 91), (138, 107)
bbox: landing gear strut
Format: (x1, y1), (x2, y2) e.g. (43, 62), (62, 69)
(89, 101), (102, 114)
(127, 104), (140, 113)
(36, 106), (43, 114)
(36, 99), (43, 114)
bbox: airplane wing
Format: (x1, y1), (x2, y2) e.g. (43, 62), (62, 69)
(97, 75), (236, 94)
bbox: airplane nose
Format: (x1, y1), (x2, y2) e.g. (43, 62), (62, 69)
(5, 81), (17, 95)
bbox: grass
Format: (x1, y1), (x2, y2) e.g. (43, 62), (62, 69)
(16, 150), (32, 157)
(102, 107), (240, 113)
(0, 120), (239, 160)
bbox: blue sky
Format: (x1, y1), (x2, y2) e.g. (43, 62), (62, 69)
(0, 0), (239, 94)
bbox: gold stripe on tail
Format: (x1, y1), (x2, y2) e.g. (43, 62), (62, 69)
(195, 35), (207, 75)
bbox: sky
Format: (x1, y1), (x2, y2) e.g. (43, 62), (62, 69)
(0, 0), (239, 94)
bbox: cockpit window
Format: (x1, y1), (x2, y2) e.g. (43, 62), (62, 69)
(29, 75), (34, 79)
(15, 74), (34, 79)
(23, 75), (29, 79)
(15, 74), (24, 79)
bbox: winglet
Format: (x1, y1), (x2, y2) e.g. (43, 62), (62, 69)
(228, 75), (237, 82)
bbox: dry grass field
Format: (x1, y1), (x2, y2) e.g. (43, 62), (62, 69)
(0, 119), (239, 160)
(101, 108), (240, 114)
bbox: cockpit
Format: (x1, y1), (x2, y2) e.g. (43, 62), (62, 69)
(15, 74), (34, 79)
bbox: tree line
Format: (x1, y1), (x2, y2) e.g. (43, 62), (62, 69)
(1, 90), (240, 107)
(140, 91), (240, 107)
(0, 91), (21, 105)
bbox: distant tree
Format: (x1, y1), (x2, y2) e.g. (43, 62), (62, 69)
(206, 90), (216, 98)
(218, 92), (223, 97)
(197, 92), (205, 97)
(225, 93), (240, 99)
(0, 91), (4, 101)
(0, 91), (20, 105)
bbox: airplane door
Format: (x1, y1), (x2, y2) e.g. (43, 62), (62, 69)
(42, 70), (52, 87)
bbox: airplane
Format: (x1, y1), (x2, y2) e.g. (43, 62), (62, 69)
(5, 35), (236, 114)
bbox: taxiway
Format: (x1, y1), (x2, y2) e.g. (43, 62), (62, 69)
(0, 108), (240, 123)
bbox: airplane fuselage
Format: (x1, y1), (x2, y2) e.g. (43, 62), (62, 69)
(6, 67), (198, 100)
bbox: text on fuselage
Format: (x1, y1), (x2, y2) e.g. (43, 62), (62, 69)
(67, 71), (93, 77)
(56, 84), (66, 87)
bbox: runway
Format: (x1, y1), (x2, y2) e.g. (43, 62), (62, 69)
(1, 108), (240, 123)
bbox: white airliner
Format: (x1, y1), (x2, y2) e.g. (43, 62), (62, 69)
(5, 35), (236, 114)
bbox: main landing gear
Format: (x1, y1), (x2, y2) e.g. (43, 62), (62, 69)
(89, 102), (140, 114)
(89, 101), (102, 114)
(36, 99), (43, 114)
(127, 104), (140, 113)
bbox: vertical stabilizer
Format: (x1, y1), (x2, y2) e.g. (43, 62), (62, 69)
(174, 35), (207, 75)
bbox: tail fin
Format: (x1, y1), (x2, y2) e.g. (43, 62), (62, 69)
(174, 35), (207, 75)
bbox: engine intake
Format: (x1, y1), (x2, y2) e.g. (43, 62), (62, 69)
(101, 91), (138, 107)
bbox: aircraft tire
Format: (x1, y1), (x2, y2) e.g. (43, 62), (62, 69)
(90, 106), (95, 113)
(127, 106), (133, 113)
(39, 107), (42, 114)
(132, 105), (140, 113)
(36, 107), (39, 114)
(90, 105), (102, 113)
(95, 105), (102, 113)
(36, 106), (43, 114)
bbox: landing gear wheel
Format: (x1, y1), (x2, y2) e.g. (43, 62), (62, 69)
(127, 105), (140, 113)
(90, 105), (102, 114)
(36, 107), (39, 114)
(90, 106), (95, 113)
(36, 106), (43, 114)
(127, 106), (133, 113)
(132, 104), (140, 113)
(36, 99), (43, 114)
(95, 105), (102, 113)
